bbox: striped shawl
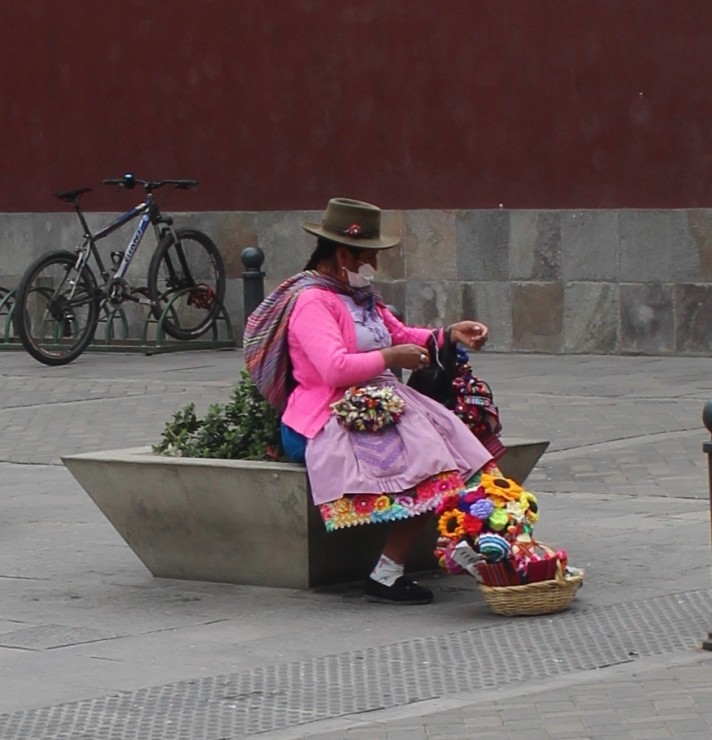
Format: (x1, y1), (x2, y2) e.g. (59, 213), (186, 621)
(243, 270), (380, 412)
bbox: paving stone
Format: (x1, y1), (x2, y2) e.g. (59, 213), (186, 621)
(507, 731), (549, 740)
(629, 729), (673, 739)
(665, 718), (712, 732)
(536, 699), (578, 714)
(545, 719), (589, 733)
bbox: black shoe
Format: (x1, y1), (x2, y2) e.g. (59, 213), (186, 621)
(364, 576), (434, 605)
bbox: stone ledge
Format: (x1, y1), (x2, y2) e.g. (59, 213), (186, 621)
(62, 437), (548, 589)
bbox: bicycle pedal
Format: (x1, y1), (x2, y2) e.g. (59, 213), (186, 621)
(131, 291), (152, 305)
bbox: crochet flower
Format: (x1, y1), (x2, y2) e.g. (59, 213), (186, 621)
(373, 495), (391, 512)
(488, 508), (510, 531)
(462, 513), (484, 537)
(519, 490), (538, 512)
(505, 501), (524, 521)
(470, 498), (494, 520)
(489, 494), (508, 509)
(435, 493), (459, 515)
(462, 486), (486, 504)
(332, 498), (351, 515)
(353, 495), (376, 515)
(437, 509), (466, 540)
(481, 473), (523, 501)
(398, 494), (429, 516)
(417, 484), (438, 501)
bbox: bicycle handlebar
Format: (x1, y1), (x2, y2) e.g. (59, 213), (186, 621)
(103, 175), (198, 192)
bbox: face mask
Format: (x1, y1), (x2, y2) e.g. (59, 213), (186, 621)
(344, 262), (376, 288)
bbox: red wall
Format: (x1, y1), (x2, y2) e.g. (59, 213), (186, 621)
(4, 0), (712, 212)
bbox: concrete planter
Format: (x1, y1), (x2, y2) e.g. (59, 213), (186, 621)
(62, 437), (548, 589)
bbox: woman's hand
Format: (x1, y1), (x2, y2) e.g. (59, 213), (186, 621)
(448, 320), (489, 351)
(381, 343), (431, 371)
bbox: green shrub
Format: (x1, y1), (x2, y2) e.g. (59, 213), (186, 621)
(153, 369), (285, 461)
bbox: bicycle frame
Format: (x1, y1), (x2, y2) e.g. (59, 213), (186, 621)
(70, 194), (174, 285)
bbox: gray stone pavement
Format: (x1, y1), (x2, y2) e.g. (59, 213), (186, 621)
(1, 347), (712, 738)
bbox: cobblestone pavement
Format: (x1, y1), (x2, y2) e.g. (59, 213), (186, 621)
(1, 347), (712, 739)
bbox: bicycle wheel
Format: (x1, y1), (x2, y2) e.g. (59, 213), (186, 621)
(15, 250), (99, 365)
(147, 228), (226, 340)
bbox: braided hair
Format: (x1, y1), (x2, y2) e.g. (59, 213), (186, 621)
(304, 237), (362, 271)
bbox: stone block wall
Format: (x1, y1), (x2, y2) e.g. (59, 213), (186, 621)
(2, 208), (712, 355)
(390, 208), (712, 356)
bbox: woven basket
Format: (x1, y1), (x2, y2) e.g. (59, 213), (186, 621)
(478, 567), (584, 616)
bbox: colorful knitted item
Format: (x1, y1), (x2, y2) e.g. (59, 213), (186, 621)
(319, 470), (465, 531)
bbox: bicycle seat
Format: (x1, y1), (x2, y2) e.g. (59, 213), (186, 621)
(55, 187), (92, 202)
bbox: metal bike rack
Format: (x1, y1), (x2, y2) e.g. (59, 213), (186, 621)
(0, 288), (19, 346)
(0, 283), (235, 356)
(97, 304), (131, 344)
(84, 286), (235, 355)
(142, 285), (235, 355)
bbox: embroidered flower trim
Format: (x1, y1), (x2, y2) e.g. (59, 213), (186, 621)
(319, 471), (464, 531)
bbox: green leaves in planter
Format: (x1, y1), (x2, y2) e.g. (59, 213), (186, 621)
(153, 369), (285, 461)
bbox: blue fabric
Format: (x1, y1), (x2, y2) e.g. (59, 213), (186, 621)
(281, 422), (307, 463)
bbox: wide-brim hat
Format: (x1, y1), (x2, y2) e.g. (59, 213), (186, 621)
(302, 197), (400, 249)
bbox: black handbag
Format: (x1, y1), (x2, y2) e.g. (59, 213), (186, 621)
(406, 330), (458, 408)
(407, 330), (504, 456)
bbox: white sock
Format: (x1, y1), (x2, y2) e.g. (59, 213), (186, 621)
(370, 554), (404, 587)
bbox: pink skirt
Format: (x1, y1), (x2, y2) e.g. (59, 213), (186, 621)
(305, 377), (493, 531)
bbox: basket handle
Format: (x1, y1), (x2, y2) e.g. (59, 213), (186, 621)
(516, 538), (567, 583)
(514, 538), (556, 559)
(553, 558), (568, 584)
(537, 542), (570, 584)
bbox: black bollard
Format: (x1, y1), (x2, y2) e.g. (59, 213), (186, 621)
(702, 400), (712, 651)
(241, 246), (265, 322)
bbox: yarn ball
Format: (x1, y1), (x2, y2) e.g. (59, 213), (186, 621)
(478, 533), (511, 563)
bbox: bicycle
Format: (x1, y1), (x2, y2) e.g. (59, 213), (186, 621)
(14, 173), (226, 365)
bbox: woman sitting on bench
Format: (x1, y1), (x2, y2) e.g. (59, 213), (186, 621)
(244, 197), (494, 605)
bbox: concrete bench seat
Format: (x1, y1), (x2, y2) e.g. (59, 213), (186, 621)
(62, 437), (549, 589)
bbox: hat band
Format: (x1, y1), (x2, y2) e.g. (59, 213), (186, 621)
(335, 222), (378, 239)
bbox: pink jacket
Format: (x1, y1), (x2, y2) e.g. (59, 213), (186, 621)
(282, 289), (440, 438)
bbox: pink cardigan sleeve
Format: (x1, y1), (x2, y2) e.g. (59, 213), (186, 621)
(289, 292), (386, 387)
